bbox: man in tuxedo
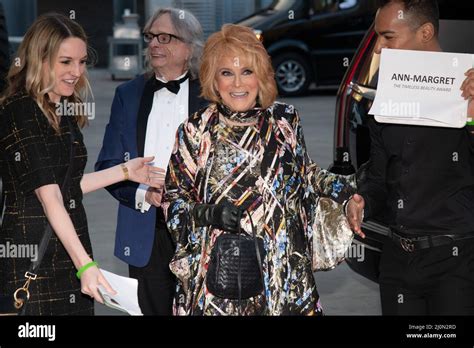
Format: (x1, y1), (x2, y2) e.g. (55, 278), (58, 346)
(95, 8), (207, 315)
(346, 0), (474, 315)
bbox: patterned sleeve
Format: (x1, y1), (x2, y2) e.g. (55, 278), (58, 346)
(285, 105), (355, 271)
(307, 163), (356, 204)
(0, 97), (58, 194)
(163, 115), (202, 244)
(293, 108), (356, 205)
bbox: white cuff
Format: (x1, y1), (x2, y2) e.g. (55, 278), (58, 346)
(343, 195), (353, 216)
(135, 184), (151, 213)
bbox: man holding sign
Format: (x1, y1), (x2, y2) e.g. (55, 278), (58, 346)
(346, 0), (474, 315)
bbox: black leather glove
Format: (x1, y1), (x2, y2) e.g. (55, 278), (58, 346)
(192, 203), (243, 233)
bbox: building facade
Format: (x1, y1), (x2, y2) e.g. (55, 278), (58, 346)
(3, 0), (272, 67)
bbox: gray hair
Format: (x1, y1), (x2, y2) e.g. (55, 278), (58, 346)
(143, 7), (203, 79)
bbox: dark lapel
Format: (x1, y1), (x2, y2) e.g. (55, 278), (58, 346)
(136, 76), (156, 157)
(189, 78), (207, 114)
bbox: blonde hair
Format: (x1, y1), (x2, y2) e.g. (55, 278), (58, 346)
(1, 13), (92, 131)
(200, 24), (277, 109)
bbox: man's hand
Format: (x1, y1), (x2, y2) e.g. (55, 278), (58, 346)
(145, 187), (163, 207)
(346, 194), (366, 238)
(461, 68), (474, 117)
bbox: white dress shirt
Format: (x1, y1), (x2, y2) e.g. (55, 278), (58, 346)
(135, 71), (189, 212)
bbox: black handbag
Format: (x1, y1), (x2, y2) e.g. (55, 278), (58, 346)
(206, 213), (265, 305)
(0, 117), (76, 316)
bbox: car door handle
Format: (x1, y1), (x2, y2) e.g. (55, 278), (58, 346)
(349, 81), (376, 101)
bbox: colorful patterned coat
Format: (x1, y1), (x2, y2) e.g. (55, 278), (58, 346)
(163, 102), (356, 315)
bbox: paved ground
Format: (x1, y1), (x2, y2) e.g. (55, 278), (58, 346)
(83, 68), (381, 315)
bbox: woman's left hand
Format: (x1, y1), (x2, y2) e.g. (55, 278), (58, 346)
(125, 156), (166, 188)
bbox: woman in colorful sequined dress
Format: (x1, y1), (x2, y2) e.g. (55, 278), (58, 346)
(164, 24), (359, 315)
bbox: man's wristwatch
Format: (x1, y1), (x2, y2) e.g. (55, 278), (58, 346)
(342, 195), (353, 216)
(120, 163), (129, 181)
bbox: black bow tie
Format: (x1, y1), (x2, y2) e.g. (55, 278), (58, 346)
(152, 73), (190, 94)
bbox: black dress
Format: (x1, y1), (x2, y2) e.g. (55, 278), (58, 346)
(0, 92), (93, 315)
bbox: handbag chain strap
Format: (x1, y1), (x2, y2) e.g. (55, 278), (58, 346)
(236, 210), (266, 314)
(13, 117), (76, 311)
(249, 212), (265, 301)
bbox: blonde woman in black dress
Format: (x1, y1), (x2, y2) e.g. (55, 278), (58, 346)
(0, 13), (164, 315)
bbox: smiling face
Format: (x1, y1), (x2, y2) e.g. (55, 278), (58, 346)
(215, 55), (259, 112)
(148, 13), (191, 80)
(46, 37), (87, 103)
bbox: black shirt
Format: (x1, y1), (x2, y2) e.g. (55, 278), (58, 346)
(358, 116), (474, 236)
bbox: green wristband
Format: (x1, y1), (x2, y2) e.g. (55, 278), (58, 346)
(76, 261), (98, 279)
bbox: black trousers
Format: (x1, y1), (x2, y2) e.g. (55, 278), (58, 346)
(128, 211), (176, 315)
(379, 234), (474, 315)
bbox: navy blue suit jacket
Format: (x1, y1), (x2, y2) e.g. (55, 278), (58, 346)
(95, 74), (207, 267)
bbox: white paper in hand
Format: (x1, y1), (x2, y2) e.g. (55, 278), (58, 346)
(369, 49), (473, 128)
(97, 269), (143, 316)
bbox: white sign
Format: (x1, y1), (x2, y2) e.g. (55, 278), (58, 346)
(98, 269), (143, 316)
(369, 48), (473, 128)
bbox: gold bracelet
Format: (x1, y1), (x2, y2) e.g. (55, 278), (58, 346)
(120, 163), (129, 181)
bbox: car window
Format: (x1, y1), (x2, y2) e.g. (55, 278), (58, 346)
(270, 0), (301, 11)
(355, 34), (379, 88)
(339, 0), (358, 10)
(355, 18), (474, 89)
(311, 0), (358, 14)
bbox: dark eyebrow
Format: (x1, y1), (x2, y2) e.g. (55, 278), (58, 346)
(378, 30), (396, 36)
(147, 31), (175, 36)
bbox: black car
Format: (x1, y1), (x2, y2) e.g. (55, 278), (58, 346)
(330, 0), (474, 282)
(237, 0), (378, 96)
